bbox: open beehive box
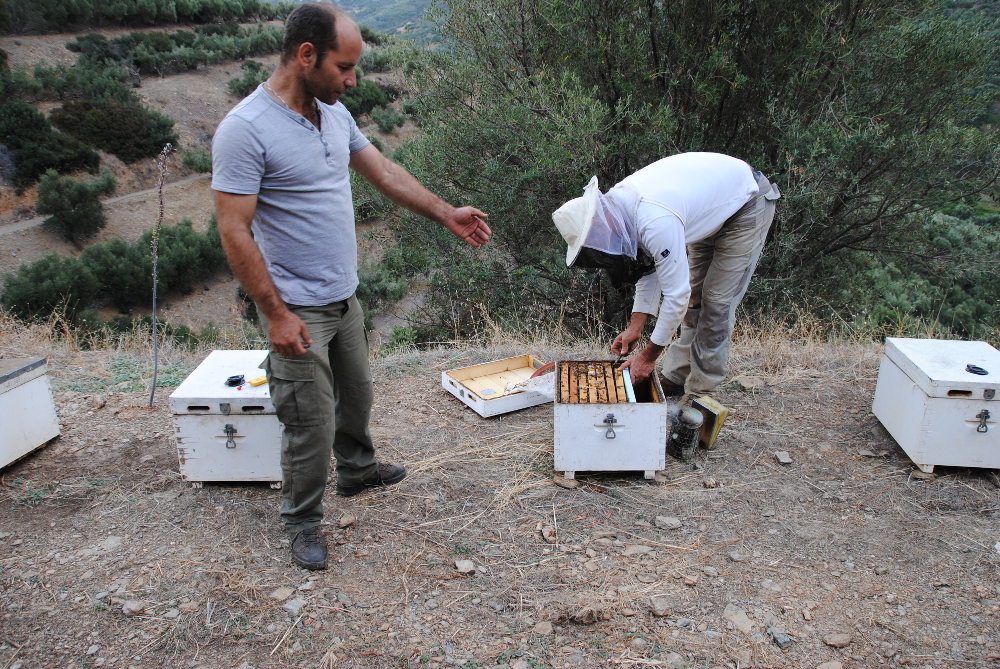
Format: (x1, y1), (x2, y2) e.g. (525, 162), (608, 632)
(554, 360), (667, 479)
(441, 355), (549, 417)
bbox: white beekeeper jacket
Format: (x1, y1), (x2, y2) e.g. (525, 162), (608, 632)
(608, 152), (761, 347)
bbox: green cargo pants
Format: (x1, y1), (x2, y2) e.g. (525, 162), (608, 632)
(260, 295), (378, 534)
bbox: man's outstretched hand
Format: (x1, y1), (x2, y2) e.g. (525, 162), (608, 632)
(444, 207), (491, 248)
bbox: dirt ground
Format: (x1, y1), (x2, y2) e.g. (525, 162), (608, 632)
(1, 331), (998, 669)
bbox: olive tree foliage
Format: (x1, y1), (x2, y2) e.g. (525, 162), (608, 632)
(386, 0), (999, 338)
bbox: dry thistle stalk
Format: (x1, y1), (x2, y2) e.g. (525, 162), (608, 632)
(148, 143), (173, 406)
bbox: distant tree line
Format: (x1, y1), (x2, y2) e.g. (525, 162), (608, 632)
(65, 23), (282, 77)
(377, 0), (999, 341)
(0, 0), (295, 34)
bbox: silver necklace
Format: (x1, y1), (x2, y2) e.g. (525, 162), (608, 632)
(264, 80), (319, 124)
(263, 80), (292, 109)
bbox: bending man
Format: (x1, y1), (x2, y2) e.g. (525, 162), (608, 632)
(552, 152), (778, 395)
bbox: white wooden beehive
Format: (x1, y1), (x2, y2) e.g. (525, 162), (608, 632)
(442, 355), (550, 417)
(872, 338), (999, 472)
(554, 360), (667, 479)
(1, 358), (60, 469)
(169, 350), (282, 488)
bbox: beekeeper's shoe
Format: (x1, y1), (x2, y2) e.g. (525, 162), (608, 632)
(336, 462), (406, 497)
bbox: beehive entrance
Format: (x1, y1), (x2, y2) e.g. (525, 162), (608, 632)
(559, 361), (629, 404)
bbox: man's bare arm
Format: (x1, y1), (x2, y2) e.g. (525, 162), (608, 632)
(214, 191), (311, 355)
(349, 145), (491, 247)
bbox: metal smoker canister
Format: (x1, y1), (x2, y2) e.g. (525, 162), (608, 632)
(667, 406), (703, 460)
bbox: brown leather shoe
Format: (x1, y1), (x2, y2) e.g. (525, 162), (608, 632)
(336, 462), (406, 497)
(290, 526), (328, 570)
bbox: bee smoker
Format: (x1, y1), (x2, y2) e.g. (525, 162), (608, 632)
(667, 405), (703, 461)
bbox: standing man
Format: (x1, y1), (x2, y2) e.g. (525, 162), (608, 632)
(212, 3), (490, 570)
(552, 152), (778, 396)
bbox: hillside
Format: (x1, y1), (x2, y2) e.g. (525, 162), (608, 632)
(0, 28), (415, 336)
(340, 0), (435, 42)
(1, 320), (998, 668)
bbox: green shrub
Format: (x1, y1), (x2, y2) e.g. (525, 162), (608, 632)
(3, 218), (224, 322)
(80, 238), (151, 312)
(340, 79), (390, 117)
(182, 148), (212, 173)
(359, 47), (391, 73)
(359, 25), (385, 46)
(1, 254), (99, 320)
(366, 135), (385, 153)
(141, 218), (225, 295)
(36, 169), (116, 242)
(227, 59), (270, 97)
(50, 98), (177, 163)
(0, 100), (100, 189)
(3, 0), (294, 33)
(372, 106), (406, 133)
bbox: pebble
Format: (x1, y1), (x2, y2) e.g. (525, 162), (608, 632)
(532, 621), (553, 635)
(270, 587), (294, 601)
(768, 626), (794, 649)
(629, 638), (647, 650)
(454, 560), (476, 574)
(338, 514), (356, 529)
(662, 653), (685, 669)
(623, 544), (653, 557)
(283, 599), (306, 615)
(122, 600), (145, 616)
(816, 663), (843, 669)
(683, 574), (699, 587)
(774, 451), (793, 465)
(701, 566), (719, 577)
(702, 477), (719, 489)
(728, 551), (748, 562)
(87, 645), (100, 655)
(723, 604), (753, 634)
(732, 375), (764, 391)
(553, 475), (579, 489)
(649, 597), (671, 617)
(637, 573), (657, 583)
(163, 609), (180, 619)
(539, 524), (557, 544)
(822, 633), (852, 648)
(654, 516), (682, 530)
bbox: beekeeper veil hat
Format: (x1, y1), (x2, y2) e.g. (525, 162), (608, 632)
(552, 176), (600, 267)
(552, 176), (639, 267)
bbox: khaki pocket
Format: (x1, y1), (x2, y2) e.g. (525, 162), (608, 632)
(265, 354), (328, 427)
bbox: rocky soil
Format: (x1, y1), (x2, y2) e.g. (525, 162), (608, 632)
(1, 334), (998, 669)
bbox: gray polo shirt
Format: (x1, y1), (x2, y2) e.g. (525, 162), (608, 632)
(212, 85), (370, 306)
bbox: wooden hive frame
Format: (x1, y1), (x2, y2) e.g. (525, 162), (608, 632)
(558, 361), (658, 404)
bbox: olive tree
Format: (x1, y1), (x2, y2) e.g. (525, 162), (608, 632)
(387, 0), (999, 338)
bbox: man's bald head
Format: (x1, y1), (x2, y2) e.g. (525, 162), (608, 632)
(281, 2), (357, 66)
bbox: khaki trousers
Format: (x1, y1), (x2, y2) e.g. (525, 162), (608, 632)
(661, 173), (779, 394)
(260, 295), (377, 533)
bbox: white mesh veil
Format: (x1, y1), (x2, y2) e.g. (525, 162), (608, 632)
(582, 186), (639, 260)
